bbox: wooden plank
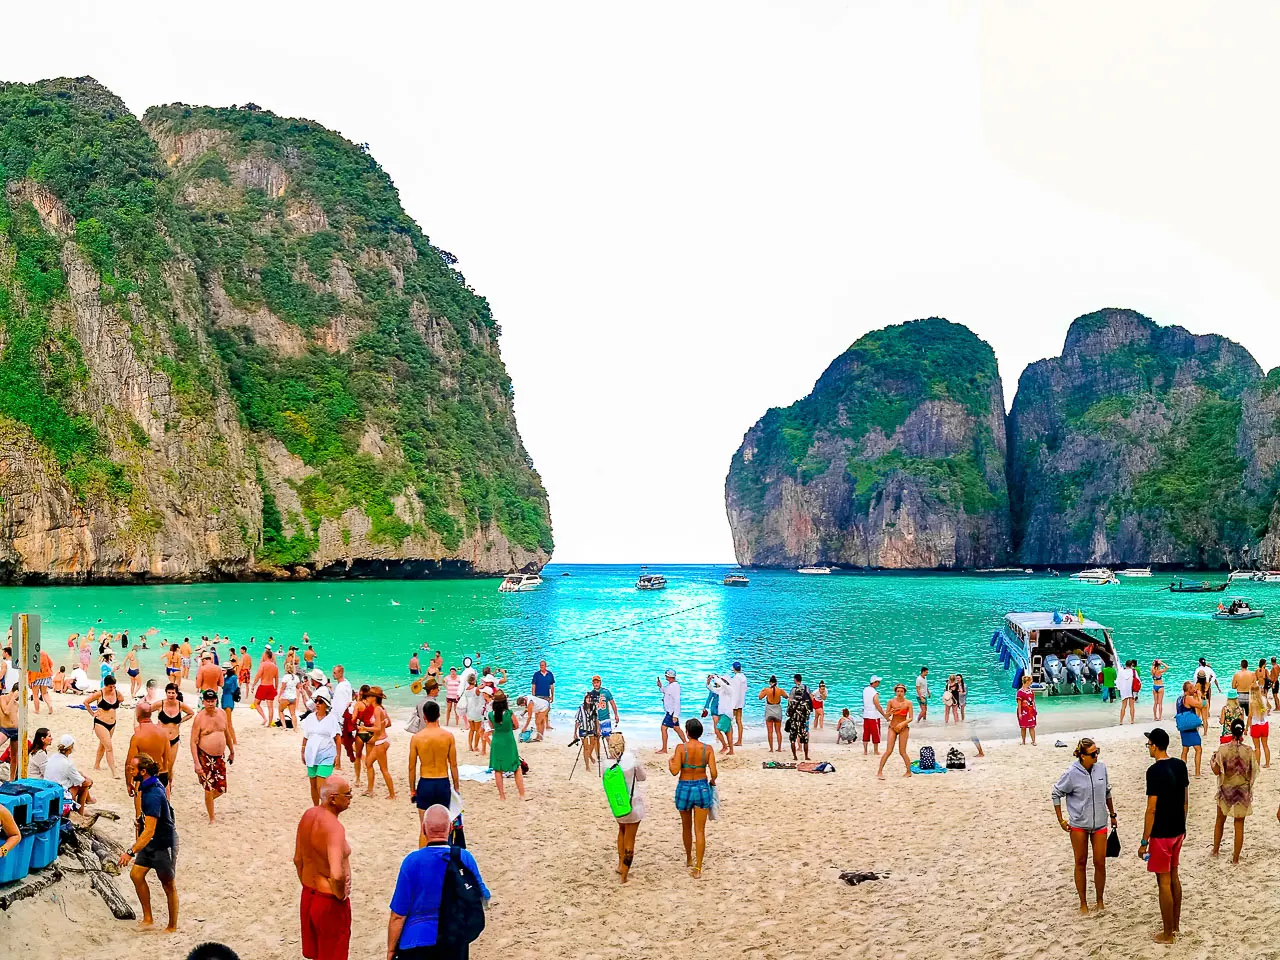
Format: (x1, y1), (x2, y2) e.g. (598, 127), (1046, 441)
(0, 865), (62, 910)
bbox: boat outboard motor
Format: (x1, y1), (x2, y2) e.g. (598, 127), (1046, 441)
(1086, 653), (1107, 691)
(1042, 655), (1067, 690)
(1064, 654), (1086, 690)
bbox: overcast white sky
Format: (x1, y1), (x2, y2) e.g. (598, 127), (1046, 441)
(11, 2), (1280, 562)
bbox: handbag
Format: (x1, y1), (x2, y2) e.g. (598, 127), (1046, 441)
(1105, 829), (1121, 858)
(1175, 710), (1201, 732)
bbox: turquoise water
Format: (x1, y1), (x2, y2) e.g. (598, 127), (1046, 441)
(4, 566), (1274, 724)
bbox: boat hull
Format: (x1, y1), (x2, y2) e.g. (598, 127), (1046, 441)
(1212, 612), (1265, 621)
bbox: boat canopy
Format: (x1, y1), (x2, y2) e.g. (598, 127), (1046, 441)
(1005, 612), (1110, 634)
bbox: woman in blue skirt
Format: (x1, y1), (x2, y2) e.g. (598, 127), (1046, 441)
(668, 717), (718, 878)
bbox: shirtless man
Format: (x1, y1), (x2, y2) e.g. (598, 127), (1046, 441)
(190, 689), (234, 822)
(407, 701), (460, 839)
(179, 638), (193, 681)
(195, 652), (223, 699)
(252, 649), (281, 728)
(1231, 659), (1257, 719)
(293, 774), (353, 960)
(126, 703), (173, 814)
(237, 646), (253, 693)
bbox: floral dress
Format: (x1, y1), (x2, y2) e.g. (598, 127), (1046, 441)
(1016, 688), (1037, 729)
(1213, 741), (1256, 817)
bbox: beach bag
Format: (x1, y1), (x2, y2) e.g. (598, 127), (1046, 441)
(405, 704), (424, 734)
(519, 729), (533, 743)
(1106, 830), (1121, 858)
(945, 747), (965, 770)
(708, 785), (721, 821)
(602, 760), (635, 818)
(1175, 710), (1201, 732)
(918, 746), (936, 770)
(434, 845), (486, 949)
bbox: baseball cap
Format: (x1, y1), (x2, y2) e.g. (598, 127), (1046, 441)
(1145, 728), (1170, 750)
(870, 675), (882, 684)
(591, 674), (601, 682)
(201, 688), (218, 700)
(732, 661), (742, 670)
(58, 734), (75, 748)
(665, 669), (676, 679)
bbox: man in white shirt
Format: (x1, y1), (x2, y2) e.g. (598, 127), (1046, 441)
(915, 667), (931, 722)
(1116, 660), (1137, 725)
(862, 676), (885, 755)
(728, 661), (748, 746)
(46, 734), (93, 807)
(656, 669), (686, 753)
(329, 665), (354, 771)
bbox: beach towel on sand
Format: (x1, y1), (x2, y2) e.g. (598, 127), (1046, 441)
(909, 762), (947, 775)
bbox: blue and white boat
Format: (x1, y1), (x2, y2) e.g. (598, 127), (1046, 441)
(991, 612), (1120, 696)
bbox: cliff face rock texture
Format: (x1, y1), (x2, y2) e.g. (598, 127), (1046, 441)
(1007, 309), (1276, 567)
(725, 319), (1011, 569)
(0, 77), (550, 581)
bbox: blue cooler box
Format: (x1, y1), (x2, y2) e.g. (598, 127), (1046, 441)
(13, 779), (63, 869)
(0, 786), (33, 884)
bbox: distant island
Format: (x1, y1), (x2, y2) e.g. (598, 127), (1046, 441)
(726, 309), (1280, 570)
(0, 77), (551, 582)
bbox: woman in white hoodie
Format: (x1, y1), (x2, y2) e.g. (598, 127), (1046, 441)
(1051, 737), (1117, 914)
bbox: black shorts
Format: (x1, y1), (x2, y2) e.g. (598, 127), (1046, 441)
(412, 777), (451, 811)
(135, 843), (177, 882)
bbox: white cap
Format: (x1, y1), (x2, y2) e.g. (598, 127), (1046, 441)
(58, 734), (75, 748)
(870, 675), (882, 684)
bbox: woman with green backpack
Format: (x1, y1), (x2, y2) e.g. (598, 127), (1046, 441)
(602, 732), (646, 882)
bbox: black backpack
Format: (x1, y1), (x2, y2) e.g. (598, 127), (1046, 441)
(435, 845), (486, 949)
(945, 747), (966, 770)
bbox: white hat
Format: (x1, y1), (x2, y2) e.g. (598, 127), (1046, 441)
(308, 669), (327, 683)
(314, 688), (332, 703)
(58, 734), (75, 748)
(870, 675), (882, 684)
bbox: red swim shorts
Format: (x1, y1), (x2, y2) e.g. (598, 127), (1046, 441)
(1146, 834), (1184, 873)
(301, 886), (351, 960)
(862, 718), (881, 743)
(256, 685), (278, 702)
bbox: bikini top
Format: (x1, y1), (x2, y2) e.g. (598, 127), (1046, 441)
(680, 741), (709, 770)
(158, 707), (183, 726)
(97, 693), (122, 711)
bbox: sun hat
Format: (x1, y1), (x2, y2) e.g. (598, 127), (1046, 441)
(308, 668), (327, 683)
(1227, 688), (1239, 699)
(314, 688), (332, 703)
(870, 675), (882, 684)
(665, 669), (676, 679)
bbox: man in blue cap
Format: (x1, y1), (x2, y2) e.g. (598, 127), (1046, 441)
(729, 661), (748, 745)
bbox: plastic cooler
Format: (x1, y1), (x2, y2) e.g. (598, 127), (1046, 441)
(13, 779), (63, 869)
(0, 786), (33, 884)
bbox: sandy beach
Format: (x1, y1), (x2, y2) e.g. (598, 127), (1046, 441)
(6, 685), (1278, 960)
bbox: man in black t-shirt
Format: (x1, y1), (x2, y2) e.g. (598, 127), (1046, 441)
(1141, 728), (1188, 944)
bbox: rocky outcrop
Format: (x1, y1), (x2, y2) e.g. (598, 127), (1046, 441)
(1007, 309), (1274, 567)
(0, 77), (550, 581)
(726, 318), (1011, 569)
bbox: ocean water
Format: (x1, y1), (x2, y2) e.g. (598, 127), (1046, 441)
(3, 565), (1272, 727)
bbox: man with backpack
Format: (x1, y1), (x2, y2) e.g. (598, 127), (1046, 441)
(388, 804), (491, 959)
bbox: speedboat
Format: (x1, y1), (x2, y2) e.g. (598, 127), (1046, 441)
(1069, 567), (1119, 585)
(723, 573), (750, 587)
(636, 574), (667, 590)
(990, 611), (1120, 696)
(1213, 598), (1265, 621)
(1228, 570), (1259, 583)
(498, 573), (543, 593)
(1119, 567), (1152, 577)
(1258, 571), (1280, 583)
(797, 565), (832, 575)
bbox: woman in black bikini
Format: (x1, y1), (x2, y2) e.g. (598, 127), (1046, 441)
(157, 682), (195, 792)
(83, 674), (124, 778)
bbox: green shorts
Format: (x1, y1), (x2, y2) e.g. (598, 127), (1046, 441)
(716, 714), (732, 733)
(307, 763), (335, 779)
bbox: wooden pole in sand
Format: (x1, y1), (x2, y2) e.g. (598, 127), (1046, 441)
(12, 613), (37, 781)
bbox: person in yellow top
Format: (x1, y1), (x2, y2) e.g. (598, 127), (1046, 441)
(757, 675), (789, 753)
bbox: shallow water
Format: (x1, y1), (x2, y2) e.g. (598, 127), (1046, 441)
(4, 565), (1272, 727)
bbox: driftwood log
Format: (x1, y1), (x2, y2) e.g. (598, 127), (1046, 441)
(63, 830), (135, 920)
(0, 866), (62, 910)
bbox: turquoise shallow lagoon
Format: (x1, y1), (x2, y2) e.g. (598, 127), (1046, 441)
(4, 565), (1273, 727)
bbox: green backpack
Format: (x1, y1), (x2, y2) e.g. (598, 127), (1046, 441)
(602, 760), (634, 818)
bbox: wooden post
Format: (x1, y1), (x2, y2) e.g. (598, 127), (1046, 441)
(15, 614), (28, 781)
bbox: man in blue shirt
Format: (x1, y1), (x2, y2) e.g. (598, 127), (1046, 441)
(117, 754), (179, 931)
(388, 804), (490, 958)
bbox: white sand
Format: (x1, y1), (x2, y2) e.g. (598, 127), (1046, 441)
(6, 690), (1276, 960)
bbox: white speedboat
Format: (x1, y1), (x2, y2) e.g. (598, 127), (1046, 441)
(636, 574), (667, 590)
(992, 612), (1120, 696)
(498, 573), (543, 593)
(1119, 567), (1152, 577)
(1258, 571), (1280, 583)
(1228, 570), (1259, 583)
(797, 565), (832, 575)
(723, 573), (750, 587)
(1069, 567), (1119, 585)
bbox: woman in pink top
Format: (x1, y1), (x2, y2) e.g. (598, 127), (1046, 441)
(445, 668), (462, 727)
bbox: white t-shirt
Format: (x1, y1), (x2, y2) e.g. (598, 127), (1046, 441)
(661, 680), (681, 716)
(331, 679), (354, 720)
(862, 684), (883, 720)
(460, 667), (478, 688)
(71, 668), (97, 691)
(529, 695), (550, 714)
(29, 749), (49, 779)
(45, 752), (85, 797)
(301, 712), (339, 766)
(280, 674), (300, 701)
(463, 687), (486, 721)
(915, 675), (930, 700)
(728, 671), (748, 711)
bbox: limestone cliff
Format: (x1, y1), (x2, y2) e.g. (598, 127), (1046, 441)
(725, 319), (1011, 569)
(1007, 309), (1274, 567)
(0, 77), (550, 581)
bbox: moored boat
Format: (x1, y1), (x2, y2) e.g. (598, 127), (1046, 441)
(1168, 578), (1228, 593)
(1069, 567), (1119, 585)
(1228, 570), (1259, 583)
(1212, 597), (1264, 621)
(636, 574), (667, 590)
(1258, 571), (1280, 583)
(723, 573), (750, 587)
(991, 611), (1120, 696)
(797, 565), (832, 575)
(1118, 567), (1152, 577)
(498, 573), (543, 593)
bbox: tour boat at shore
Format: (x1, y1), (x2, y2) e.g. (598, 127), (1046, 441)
(498, 573), (543, 593)
(991, 611), (1120, 696)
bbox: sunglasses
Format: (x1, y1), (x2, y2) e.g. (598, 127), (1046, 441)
(1083, 750), (1100, 758)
